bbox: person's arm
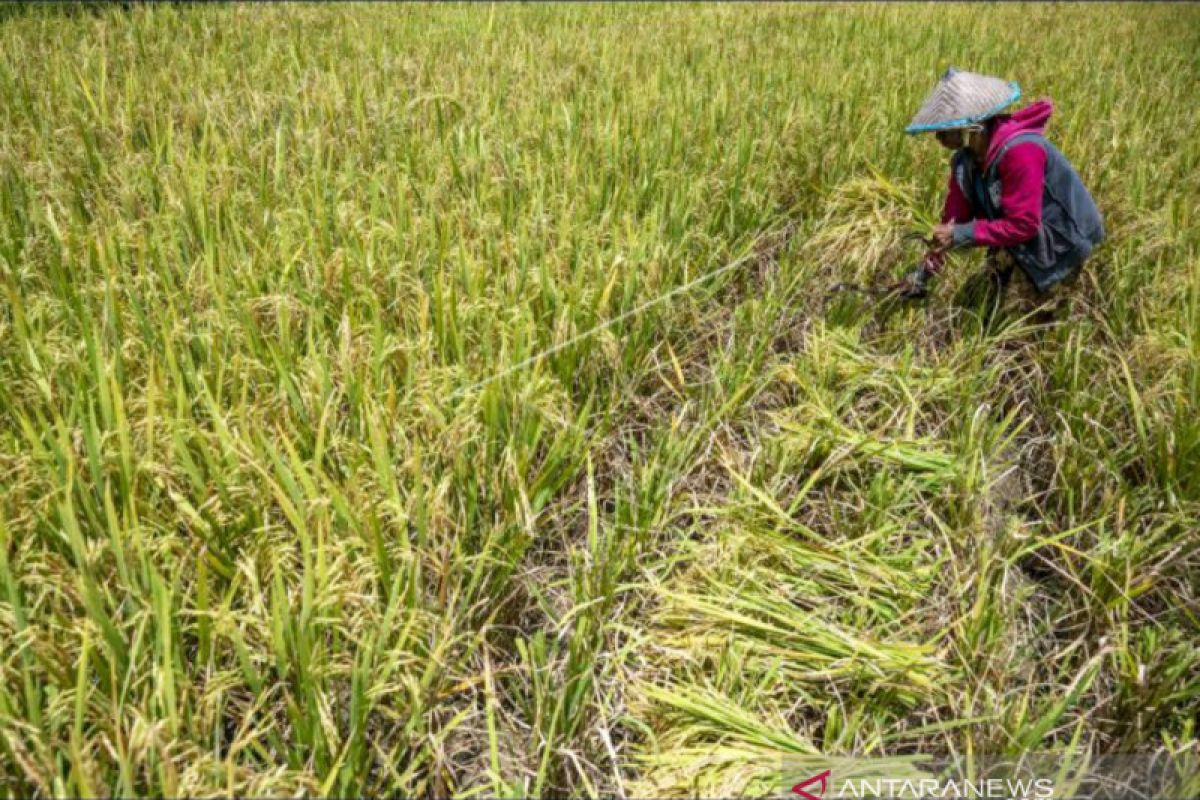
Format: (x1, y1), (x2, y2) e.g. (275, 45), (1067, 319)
(950, 142), (1046, 248)
(925, 166), (974, 271)
(942, 167), (974, 225)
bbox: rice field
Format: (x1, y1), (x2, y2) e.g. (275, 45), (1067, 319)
(1, 3), (1198, 797)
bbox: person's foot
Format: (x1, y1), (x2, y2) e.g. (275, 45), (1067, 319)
(1025, 293), (1077, 326)
(1030, 306), (1058, 326)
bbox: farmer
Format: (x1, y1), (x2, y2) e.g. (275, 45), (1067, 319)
(901, 67), (1105, 318)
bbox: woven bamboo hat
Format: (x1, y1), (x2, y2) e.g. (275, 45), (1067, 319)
(905, 66), (1021, 134)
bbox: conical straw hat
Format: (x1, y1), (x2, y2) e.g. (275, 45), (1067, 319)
(906, 66), (1021, 134)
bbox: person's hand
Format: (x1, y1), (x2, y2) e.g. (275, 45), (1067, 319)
(931, 223), (955, 252)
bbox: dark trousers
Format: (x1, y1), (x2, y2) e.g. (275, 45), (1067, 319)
(954, 249), (1082, 324)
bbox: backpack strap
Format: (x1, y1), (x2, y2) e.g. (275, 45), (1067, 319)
(985, 132), (1047, 180)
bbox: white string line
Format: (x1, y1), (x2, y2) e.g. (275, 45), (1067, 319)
(449, 222), (788, 400)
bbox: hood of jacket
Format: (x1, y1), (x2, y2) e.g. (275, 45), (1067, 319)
(984, 99), (1054, 168)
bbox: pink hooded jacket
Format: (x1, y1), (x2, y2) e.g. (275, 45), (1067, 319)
(928, 99), (1054, 268)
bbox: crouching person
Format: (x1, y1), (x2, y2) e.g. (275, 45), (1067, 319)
(904, 67), (1105, 322)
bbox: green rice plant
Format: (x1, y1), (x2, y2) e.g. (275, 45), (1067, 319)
(0, 2), (1198, 797)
